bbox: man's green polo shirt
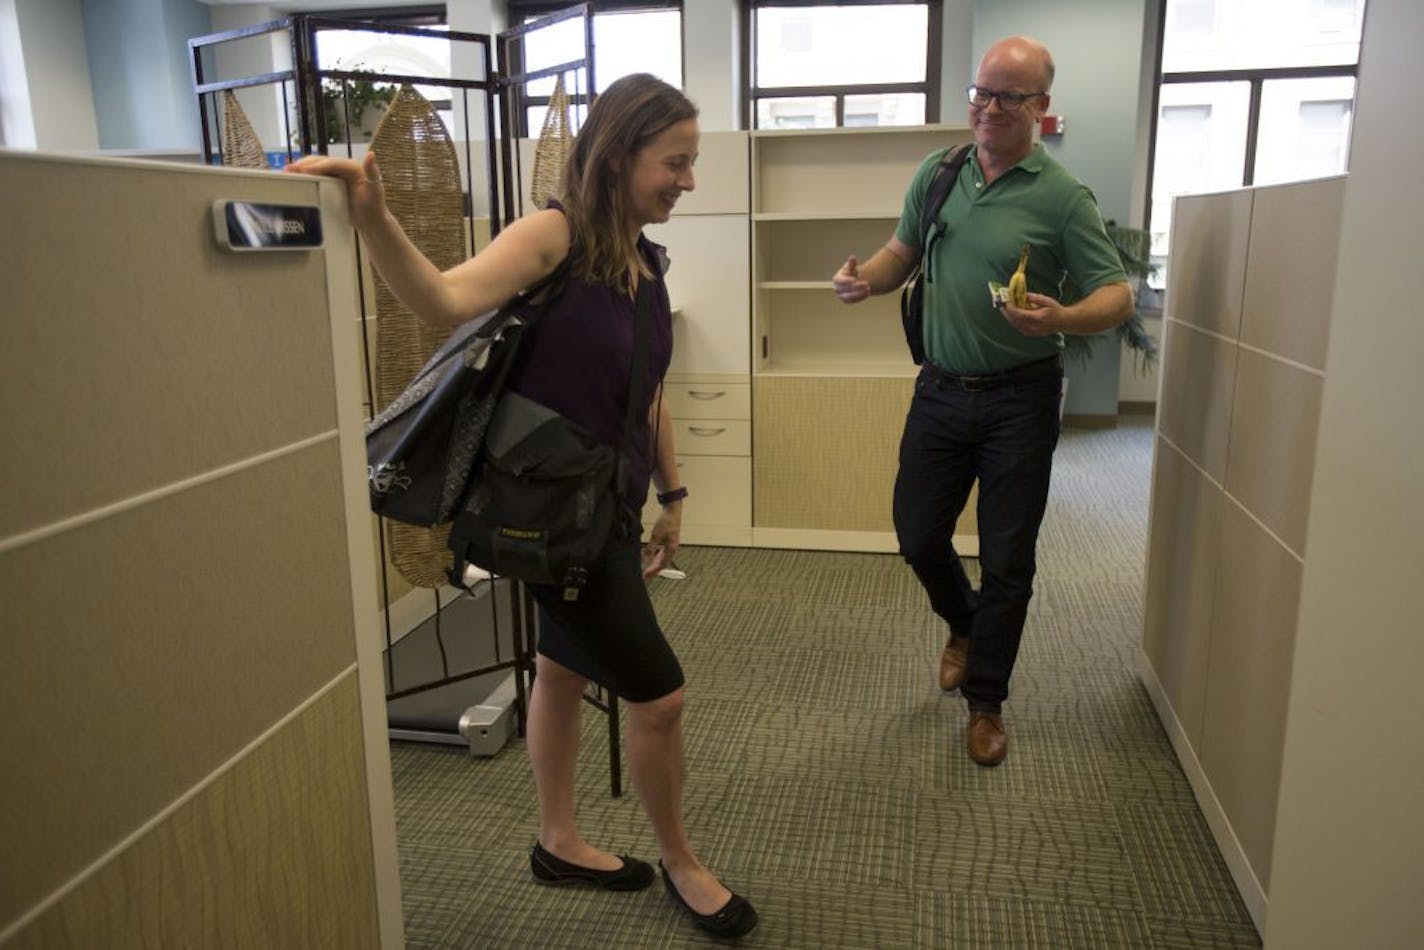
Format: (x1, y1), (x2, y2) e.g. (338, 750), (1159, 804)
(894, 143), (1126, 374)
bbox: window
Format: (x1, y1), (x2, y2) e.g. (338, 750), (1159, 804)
(310, 9), (452, 87)
(511, 1), (682, 136)
(747, 1), (941, 129)
(1150, 86), (1250, 259)
(1254, 79), (1354, 185)
(307, 8), (456, 139)
(1169, 0), (1217, 37)
(1147, 0), (1365, 287)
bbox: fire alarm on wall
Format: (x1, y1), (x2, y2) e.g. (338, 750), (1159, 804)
(1040, 115), (1065, 136)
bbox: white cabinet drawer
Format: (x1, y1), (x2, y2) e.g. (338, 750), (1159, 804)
(643, 456), (751, 528)
(671, 419), (750, 456)
(664, 382), (750, 419)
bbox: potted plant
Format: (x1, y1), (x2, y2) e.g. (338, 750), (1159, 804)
(295, 68), (398, 146)
(1062, 220), (1160, 372)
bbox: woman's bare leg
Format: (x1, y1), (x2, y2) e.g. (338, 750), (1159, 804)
(526, 653), (620, 869)
(625, 689), (734, 913)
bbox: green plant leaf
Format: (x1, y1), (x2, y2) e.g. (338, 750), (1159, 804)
(1059, 220), (1159, 374)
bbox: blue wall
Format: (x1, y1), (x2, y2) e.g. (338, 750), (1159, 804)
(83, 0), (210, 149)
(971, 0), (1147, 222)
(971, 0), (1152, 416)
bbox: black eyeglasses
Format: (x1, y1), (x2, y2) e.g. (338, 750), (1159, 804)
(965, 85), (1046, 112)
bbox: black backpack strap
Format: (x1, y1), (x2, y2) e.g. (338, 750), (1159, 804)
(476, 252), (574, 339)
(899, 143), (974, 366)
(917, 143), (975, 264)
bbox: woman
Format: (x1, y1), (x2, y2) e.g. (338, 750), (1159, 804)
(288, 74), (757, 940)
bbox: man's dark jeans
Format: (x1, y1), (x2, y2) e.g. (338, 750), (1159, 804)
(892, 358), (1062, 714)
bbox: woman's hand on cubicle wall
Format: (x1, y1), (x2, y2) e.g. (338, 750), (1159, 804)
(284, 151), (387, 231)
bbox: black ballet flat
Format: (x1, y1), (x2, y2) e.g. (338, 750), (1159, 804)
(530, 841), (654, 891)
(659, 861), (759, 939)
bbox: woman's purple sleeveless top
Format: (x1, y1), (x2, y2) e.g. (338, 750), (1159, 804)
(506, 206), (673, 510)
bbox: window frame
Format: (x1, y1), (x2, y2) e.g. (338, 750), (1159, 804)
(743, 0), (943, 130)
(316, 5), (448, 27)
(1144, 1), (1362, 243)
(505, 0), (684, 137)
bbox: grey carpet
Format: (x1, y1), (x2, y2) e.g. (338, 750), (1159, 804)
(390, 414), (1261, 948)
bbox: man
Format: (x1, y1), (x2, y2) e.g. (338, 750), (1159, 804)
(832, 35), (1133, 766)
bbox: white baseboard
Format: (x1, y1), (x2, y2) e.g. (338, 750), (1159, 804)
(650, 524), (754, 547)
(1136, 648), (1267, 933)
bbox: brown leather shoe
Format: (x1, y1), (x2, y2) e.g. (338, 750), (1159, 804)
(938, 636), (970, 692)
(967, 712), (1007, 767)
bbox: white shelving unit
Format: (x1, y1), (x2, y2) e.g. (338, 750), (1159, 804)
(749, 125), (979, 554)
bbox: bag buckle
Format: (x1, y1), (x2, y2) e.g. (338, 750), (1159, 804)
(561, 565), (589, 601)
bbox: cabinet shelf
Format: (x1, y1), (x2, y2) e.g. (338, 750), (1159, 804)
(751, 124), (971, 216)
(753, 218), (898, 285)
(758, 280), (830, 291)
(752, 211), (898, 222)
(753, 284), (908, 372)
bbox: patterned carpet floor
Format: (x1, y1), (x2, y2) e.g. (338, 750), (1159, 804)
(389, 415), (1261, 948)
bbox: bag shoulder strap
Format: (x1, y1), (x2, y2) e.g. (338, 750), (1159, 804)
(615, 276), (654, 500)
(476, 252), (574, 339)
(917, 143), (975, 253)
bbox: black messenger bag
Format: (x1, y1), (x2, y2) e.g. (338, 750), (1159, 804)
(364, 259), (570, 527)
(446, 277), (653, 601)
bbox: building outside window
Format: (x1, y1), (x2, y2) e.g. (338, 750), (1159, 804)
(748, 1), (940, 129)
(1149, 0), (1365, 288)
(513, 2), (682, 136)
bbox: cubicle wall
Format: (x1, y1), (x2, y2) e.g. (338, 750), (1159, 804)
(0, 153), (400, 947)
(1139, 175), (1343, 929)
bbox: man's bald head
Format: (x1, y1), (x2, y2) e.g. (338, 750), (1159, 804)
(979, 35), (1055, 92)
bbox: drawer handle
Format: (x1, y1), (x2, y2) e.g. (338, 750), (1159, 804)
(688, 426), (726, 437)
(686, 390), (727, 400)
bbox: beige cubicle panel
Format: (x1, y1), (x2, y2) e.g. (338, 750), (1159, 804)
(0, 152), (399, 947)
(1140, 175), (1344, 931)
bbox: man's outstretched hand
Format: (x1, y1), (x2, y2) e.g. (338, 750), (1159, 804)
(832, 254), (871, 303)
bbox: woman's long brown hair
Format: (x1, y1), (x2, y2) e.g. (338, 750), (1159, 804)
(558, 73), (698, 289)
